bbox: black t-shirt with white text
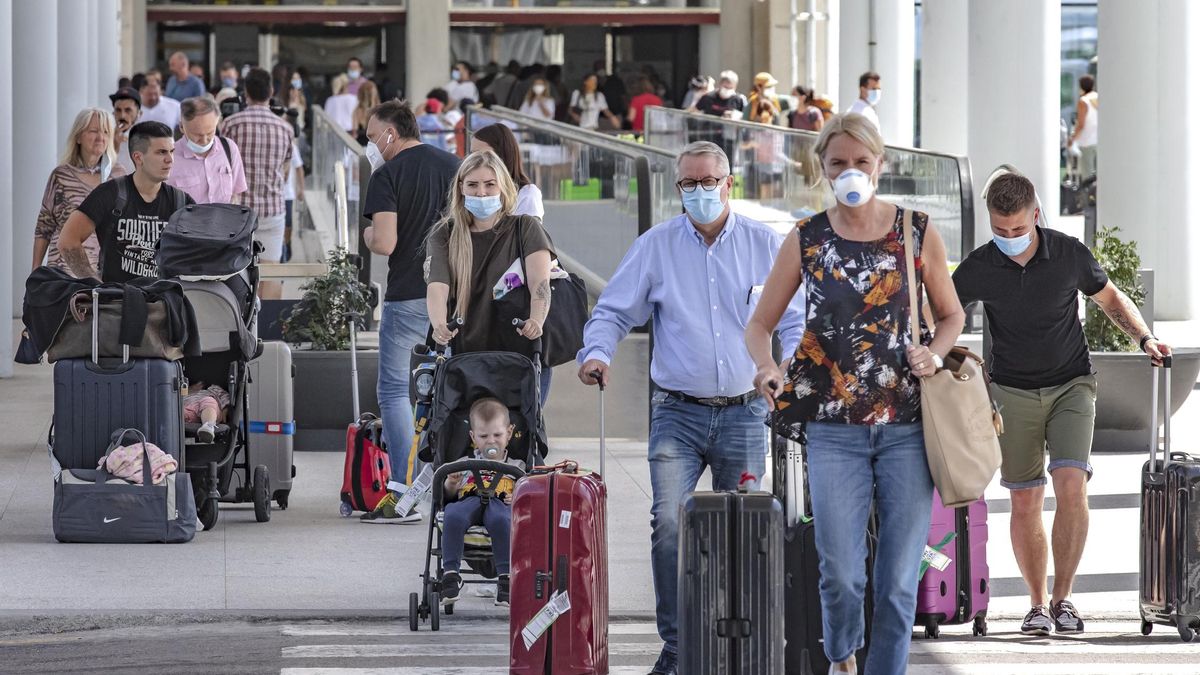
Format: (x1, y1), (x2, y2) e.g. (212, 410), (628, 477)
(363, 144), (462, 302)
(695, 91), (748, 117)
(77, 175), (193, 282)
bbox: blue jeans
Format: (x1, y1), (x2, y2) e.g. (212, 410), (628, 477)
(806, 422), (934, 675)
(441, 497), (512, 575)
(648, 391), (769, 654)
(378, 299), (429, 490)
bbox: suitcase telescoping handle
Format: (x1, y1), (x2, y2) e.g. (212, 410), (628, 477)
(589, 370), (605, 479)
(91, 288), (129, 365)
(1150, 356), (1173, 470)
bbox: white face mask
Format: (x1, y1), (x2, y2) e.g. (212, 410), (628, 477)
(718, 86), (735, 99)
(866, 88), (882, 106)
(764, 87), (776, 98)
(532, 84), (546, 96)
(832, 168), (876, 207)
(365, 133), (392, 172)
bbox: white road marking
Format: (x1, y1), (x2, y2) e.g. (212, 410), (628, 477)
(282, 643), (661, 658)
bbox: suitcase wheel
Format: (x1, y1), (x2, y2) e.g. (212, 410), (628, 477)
(972, 615), (988, 637)
(409, 592), (420, 632)
(273, 489), (290, 510)
(1178, 617), (1195, 643)
(1141, 620), (1153, 636)
(339, 500), (353, 518)
(923, 618), (941, 639)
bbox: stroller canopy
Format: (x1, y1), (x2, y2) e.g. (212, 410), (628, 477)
(424, 351), (547, 467)
(178, 280), (257, 359)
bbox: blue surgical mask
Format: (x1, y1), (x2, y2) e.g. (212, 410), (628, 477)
(291, 78), (303, 89)
(347, 69), (361, 80)
(222, 76), (237, 88)
(465, 194), (502, 219)
(682, 187), (727, 225)
(186, 137), (215, 155)
(993, 231), (1034, 256)
(866, 88), (882, 106)
(451, 69), (462, 82)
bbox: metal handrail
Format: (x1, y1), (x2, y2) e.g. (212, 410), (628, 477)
(644, 105), (976, 261)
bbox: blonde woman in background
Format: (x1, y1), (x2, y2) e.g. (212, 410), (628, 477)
(34, 107), (126, 273)
(353, 80), (381, 145)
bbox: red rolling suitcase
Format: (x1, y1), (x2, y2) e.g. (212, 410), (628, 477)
(340, 413), (391, 514)
(509, 460), (608, 674)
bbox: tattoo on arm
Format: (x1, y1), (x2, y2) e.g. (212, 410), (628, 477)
(1102, 289), (1150, 341)
(533, 279), (552, 322)
(62, 247), (99, 280)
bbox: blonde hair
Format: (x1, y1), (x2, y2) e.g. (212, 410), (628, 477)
(469, 397), (510, 428)
(813, 112), (885, 161)
(356, 80), (380, 115)
(433, 150), (518, 321)
(61, 107), (118, 169)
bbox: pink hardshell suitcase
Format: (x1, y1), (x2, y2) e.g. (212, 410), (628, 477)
(915, 488), (990, 638)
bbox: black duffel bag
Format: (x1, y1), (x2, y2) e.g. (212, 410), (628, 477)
(53, 429), (196, 544)
(492, 221), (588, 368)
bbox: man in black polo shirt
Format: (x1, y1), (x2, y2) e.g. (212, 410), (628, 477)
(953, 168), (1170, 638)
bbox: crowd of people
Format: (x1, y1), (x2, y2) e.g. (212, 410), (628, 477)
(28, 46), (1129, 675)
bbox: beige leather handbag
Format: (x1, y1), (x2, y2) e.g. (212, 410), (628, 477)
(901, 210), (1003, 508)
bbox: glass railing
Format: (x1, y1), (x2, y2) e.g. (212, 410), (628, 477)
(311, 104), (388, 303)
(464, 105), (679, 288)
(643, 106), (975, 263)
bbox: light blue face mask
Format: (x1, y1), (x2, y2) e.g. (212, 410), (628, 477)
(682, 187), (726, 225)
(186, 137), (215, 155)
(866, 88), (882, 106)
(465, 194), (502, 219)
(993, 231), (1033, 256)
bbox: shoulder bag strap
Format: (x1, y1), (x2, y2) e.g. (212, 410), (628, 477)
(514, 216), (529, 287)
(901, 208), (921, 347)
(112, 175), (128, 218)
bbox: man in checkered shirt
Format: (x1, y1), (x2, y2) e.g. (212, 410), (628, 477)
(220, 67), (294, 299)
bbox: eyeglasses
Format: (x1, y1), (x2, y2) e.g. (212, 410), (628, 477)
(677, 175), (728, 193)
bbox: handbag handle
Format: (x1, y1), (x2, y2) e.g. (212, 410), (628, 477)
(900, 208), (922, 349)
(103, 428), (156, 488)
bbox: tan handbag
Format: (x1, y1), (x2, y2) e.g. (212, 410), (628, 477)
(901, 210), (1003, 508)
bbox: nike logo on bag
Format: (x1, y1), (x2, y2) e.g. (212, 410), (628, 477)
(103, 517), (121, 524)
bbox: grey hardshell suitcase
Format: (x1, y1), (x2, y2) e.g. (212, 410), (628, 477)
(233, 340), (295, 508)
(1138, 357), (1200, 641)
(52, 289), (185, 471)
(678, 489), (785, 675)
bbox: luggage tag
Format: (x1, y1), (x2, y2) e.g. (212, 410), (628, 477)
(395, 465), (435, 516)
(521, 589), (572, 650)
(919, 531), (956, 578)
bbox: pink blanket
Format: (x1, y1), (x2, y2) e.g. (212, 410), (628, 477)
(99, 441), (178, 485)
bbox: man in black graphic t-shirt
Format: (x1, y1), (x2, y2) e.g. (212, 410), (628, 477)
(59, 121), (193, 282)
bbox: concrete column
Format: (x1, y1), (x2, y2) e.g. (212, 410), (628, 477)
(823, 0), (839, 103)
(873, 0), (914, 146)
(1098, 0), (1200, 319)
(96, 0), (121, 103)
(1, 0), (14, 373)
(919, 0), (968, 154)
(58, 0), (90, 142)
(717, 0), (754, 90)
(120, 0), (146, 76)
(13, 0), (58, 313)
(967, 0), (1059, 249)
(698, 24), (721, 84)
(837, 0), (869, 114)
(406, 0), (450, 110)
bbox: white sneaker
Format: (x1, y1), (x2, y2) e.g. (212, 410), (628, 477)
(197, 422), (216, 444)
(474, 584), (497, 598)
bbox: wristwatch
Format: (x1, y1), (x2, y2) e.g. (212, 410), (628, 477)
(931, 354), (944, 370)
(1139, 334), (1157, 351)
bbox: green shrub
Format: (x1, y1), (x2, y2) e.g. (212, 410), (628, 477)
(281, 248), (373, 351)
(1084, 226), (1145, 353)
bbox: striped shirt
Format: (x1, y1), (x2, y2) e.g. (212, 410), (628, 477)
(219, 104), (293, 217)
(36, 163), (128, 272)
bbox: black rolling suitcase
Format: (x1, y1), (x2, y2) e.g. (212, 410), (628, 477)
(773, 434), (874, 674)
(1138, 356), (1200, 641)
(52, 289), (185, 471)
(678, 486), (785, 675)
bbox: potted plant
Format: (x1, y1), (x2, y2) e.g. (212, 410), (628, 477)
(1088, 227), (1199, 452)
(282, 248), (381, 451)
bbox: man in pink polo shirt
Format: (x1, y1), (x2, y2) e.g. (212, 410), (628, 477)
(169, 96), (247, 204)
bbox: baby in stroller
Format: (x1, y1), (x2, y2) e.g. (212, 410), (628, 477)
(183, 383), (231, 444)
(439, 397), (524, 608)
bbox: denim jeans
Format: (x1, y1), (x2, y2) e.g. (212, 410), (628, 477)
(441, 497), (512, 575)
(647, 391), (769, 654)
(378, 299), (429, 490)
(805, 422), (934, 675)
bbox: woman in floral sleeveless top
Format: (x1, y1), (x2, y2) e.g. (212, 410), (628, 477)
(745, 114), (964, 675)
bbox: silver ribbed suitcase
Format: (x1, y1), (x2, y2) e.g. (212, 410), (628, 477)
(234, 340), (295, 508)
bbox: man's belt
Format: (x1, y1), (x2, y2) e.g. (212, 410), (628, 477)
(663, 389), (758, 408)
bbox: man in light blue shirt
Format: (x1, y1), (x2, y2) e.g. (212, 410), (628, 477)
(165, 52), (207, 102)
(578, 141), (804, 675)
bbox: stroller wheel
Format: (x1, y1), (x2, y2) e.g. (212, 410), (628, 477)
(273, 489), (290, 510)
(198, 497), (219, 531)
(408, 592), (419, 631)
(253, 466), (272, 523)
(339, 500), (353, 517)
(430, 594), (441, 631)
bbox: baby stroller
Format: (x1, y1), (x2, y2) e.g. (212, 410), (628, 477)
(409, 339), (548, 631)
(156, 203), (268, 530)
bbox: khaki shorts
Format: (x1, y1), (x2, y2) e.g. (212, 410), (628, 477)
(991, 374), (1097, 490)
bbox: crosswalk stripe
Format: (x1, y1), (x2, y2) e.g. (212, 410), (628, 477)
(279, 622), (659, 638)
(281, 669), (652, 675)
(282, 643), (661, 658)
(909, 639), (1200, 655)
(279, 662), (652, 667)
(908, 664), (1200, 675)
